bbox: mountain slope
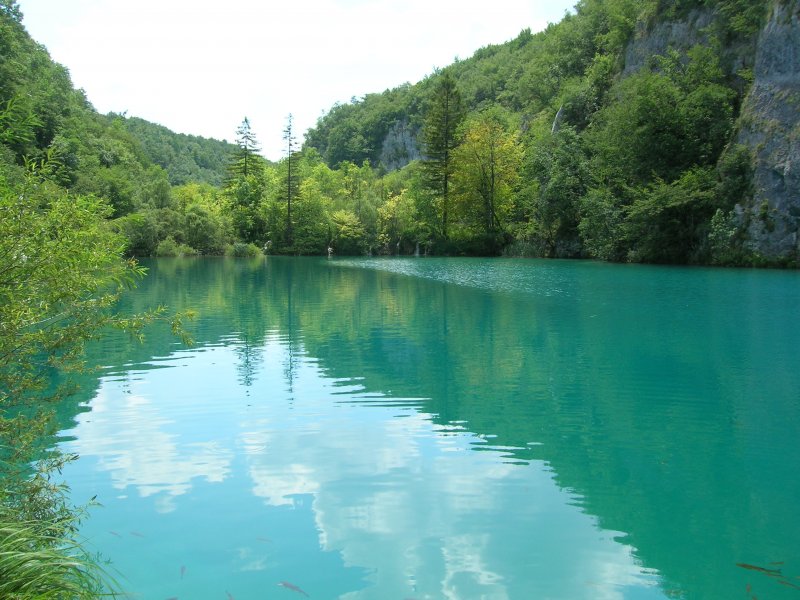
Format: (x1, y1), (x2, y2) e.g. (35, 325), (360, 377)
(121, 116), (238, 187)
(305, 0), (799, 264)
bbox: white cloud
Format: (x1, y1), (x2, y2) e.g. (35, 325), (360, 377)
(17, 0), (575, 159)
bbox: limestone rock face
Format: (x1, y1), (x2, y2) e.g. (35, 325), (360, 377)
(623, 1), (800, 261)
(738, 1), (800, 258)
(623, 9), (715, 75)
(378, 119), (420, 172)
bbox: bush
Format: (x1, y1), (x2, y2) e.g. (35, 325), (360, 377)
(114, 210), (160, 257)
(624, 168), (717, 264)
(155, 236), (198, 257)
(184, 203), (227, 255)
(708, 208), (744, 265)
(225, 242), (263, 257)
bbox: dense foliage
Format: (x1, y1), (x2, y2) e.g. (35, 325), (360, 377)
(3, 0), (775, 264)
(212, 0), (769, 262)
(0, 123), (124, 598)
(0, 0), (237, 260)
(121, 116), (238, 186)
(299, 0), (770, 263)
(0, 150), (188, 597)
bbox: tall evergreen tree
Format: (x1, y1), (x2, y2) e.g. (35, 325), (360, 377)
(421, 71), (465, 240)
(226, 118), (266, 243)
(283, 113), (299, 246)
(229, 117), (260, 179)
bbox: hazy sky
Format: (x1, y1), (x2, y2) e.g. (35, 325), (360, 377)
(17, 0), (575, 160)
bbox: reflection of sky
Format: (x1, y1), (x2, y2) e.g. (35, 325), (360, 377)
(63, 336), (663, 599)
(72, 390), (233, 513)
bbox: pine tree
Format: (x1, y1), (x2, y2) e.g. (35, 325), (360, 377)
(421, 71), (465, 240)
(226, 117), (266, 243)
(283, 113), (300, 246)
(229, 117), (261, 180)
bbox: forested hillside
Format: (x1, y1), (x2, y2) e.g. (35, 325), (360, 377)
(306, 0), (766, 172)
(303, 0), (794, 264)
(2, 0), (797, 265)
(121, 117), (238, 186)
(0, 5), (166, 217)
(0, 1), (238, 258)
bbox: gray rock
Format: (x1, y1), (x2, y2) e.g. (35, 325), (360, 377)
(623, 9), (715, 75)
(738, 1), (800, 259)
(623, 1), (800, 261)
(378, 119), (420, 171)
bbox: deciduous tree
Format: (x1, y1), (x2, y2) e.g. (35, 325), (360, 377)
(0, 147), (191, 594)
(451, 110), (521, 247)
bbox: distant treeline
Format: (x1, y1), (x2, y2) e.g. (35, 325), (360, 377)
(1, 0), (779, 265)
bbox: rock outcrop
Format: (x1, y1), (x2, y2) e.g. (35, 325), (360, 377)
(623, 1), (800, 262)
(623, 9), (715, 74)
(378, 119), (420, 172)
(738, 0), (800, 259)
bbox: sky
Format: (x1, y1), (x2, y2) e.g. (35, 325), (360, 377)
(17, 0), (575, 160)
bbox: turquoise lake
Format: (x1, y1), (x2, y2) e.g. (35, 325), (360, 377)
(56, 257), (800, 599)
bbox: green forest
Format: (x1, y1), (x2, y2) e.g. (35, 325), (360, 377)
(0, 0), (782, 267)
(301, 0), (770, 264)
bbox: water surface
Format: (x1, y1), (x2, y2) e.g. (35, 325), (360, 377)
(58, 257), (800, 599)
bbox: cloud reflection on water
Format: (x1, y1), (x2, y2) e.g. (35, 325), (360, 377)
(238, 351), (658, 599)
(65, 338), (660, 599)
(69, 384), (233, 513)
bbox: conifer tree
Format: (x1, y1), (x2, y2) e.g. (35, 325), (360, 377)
(283, 113), (299, 246)
(229, 117), (260, 179)
(421, 71), (465, 240)
(226, 117), (266, 243)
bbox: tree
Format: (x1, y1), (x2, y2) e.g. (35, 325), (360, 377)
(227, 175), (267, 244)
(377, 189), (423, 252)
(520, 126), (589, 257)
(421, 71), (465, 240)
(225, 119), (266, 244)
(291, 177), (329, 254)
(184, 203), (225, 254)
(0, 0), (22, 22)
(283, 113), (300, 246)
(0, 165), (190, 596)
(330, 209), (366, 255)
(0, 85), (195, 591)
(229, 117), (261, 179)
(624, 167), (718, 264)
(451, 109), (521, 248)
(339, 160), (380, 249)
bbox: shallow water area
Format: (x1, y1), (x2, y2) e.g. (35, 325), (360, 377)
(57, 257), (800, 599)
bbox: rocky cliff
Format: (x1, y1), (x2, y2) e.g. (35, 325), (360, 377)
(308, 0), (800, 264)
(623, 9), (716, 75)
(378, 119), (420, 172)
(622, 0), (800, 262)
(738, 0), (800, 259)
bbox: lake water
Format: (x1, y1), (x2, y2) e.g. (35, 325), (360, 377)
(57, 257), (800, 599)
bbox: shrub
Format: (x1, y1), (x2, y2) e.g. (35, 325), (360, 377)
(225, 242), (263, 257)
(155, 236), (198, 257)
